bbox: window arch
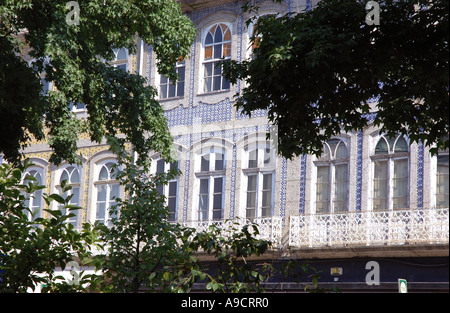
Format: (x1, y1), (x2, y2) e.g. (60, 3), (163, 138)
(94, 161), (120, 226)
(57, 166), (81, 228)
(372, 134), (410, 210)
(23, 168), (44, 221)
(242, 139), (276, 220)
(111, 48), (128, 71)
(202, 23), (231, 93)
(314, 139), (349, 213)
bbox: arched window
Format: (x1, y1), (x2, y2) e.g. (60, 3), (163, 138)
(57, 166), (81, 228)
(372, 134), (410, 210)
(23, 169), (44, 221)
(94, 161), (120, 226)
(314, 139), (349, 213)
(112, 48), (128, 71)
(243, 141), (275, 220)
(202, 23), (231, 92)
(195, 146), (226, 221)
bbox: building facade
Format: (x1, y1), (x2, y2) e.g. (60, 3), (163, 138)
(14, 0), (449, 292)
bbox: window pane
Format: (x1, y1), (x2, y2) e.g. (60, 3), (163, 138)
(97, 185), (107, 202)
(247, 175), (257, 191)
(168, 197), (176, 221)
(205, 46), (213, 60)
(373, 161), (388, 210)
(60, 170), (69, 184)
(213, 62), (222, 75)
(110, 184), (120, 201)
(214, 177), (223, 193)
(316, 166), (330, 213)
(157, 159), (165, 174)
(222, 77), (230, 90)
(168, 82), (176, 98)
(393, 159), (408, 209)
(70, 187), (80, 206)
(204, 63), (213, 77)
(394, 137), (409, 153)
(169, 181), (177, 197)
(213, 44), (222, 59)
(204, 77), (212, 92)
(215, 153), (224, 171)
(263, 173), (272, 190)
(334, 164), (348, 212)
(436, 155), (449, 207)
(99, 166), (108, 181)
(200, 179), (209, 194)
(205, 32), (213, 45)
(335, 142), (348, 159)
(201, 154), (210, 172)
(262, 190), (272, 208)
(96, 203), (106, 223)
(160, 84), (168, 99)
(214, 25), (222, 43)
(223, 42), (231, 57)
(71, 168), (80, 183)
(318, 144), (330, 161)
(375, 138), (389, 155)
(177, 82), (185, 97)
(117, 48), (127, 60)
(213, 76), (221, 91)
(248, 149), (258, 168)
(246, 208), (256, 219)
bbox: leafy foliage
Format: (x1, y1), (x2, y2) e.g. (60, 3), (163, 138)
(224, 0), (449, 158)
(0, 0), (196, 164)
(0, 159), (102, 293)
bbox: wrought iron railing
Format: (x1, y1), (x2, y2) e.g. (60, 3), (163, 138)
(183, 217), (283, 248)
(289, 207), (449, 248)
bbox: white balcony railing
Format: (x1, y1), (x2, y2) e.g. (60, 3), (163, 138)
(289, 208), (449, 248)
(183, 217), (283, 248)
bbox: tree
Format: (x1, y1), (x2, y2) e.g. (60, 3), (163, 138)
(0, 159), (102, 293)
(92, 136), (197, 293)
(223, 0), (449, 158)
(0, 0), (196, 164)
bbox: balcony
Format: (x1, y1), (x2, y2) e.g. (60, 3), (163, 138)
(289, 207), (449, 249)
(183, 217), (283, 248)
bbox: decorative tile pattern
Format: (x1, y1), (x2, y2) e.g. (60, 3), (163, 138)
(182, 134), (192, 222)
(299, 154), (307, 214)
(280, 157), (287, 220)
(417, 140), (424, 208)
(229, 134), (238, 218)
(356, 130), (363, 212)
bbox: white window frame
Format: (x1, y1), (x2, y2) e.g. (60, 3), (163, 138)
(194, 147), (226, 221)
(241, 142), (276, 220)
(313, 138), (350, 214)
(151, 157), (180, 222)
(92, 160), (120, 226)
(431, 148), (449, 208)
(55, 164), (82, 228)
(370, 134), (410, 211)
(200, 22), (232, 93)
(22, 166), (45, 221)
(157, 60), (186, 100)
(111, 48), (129, 71)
